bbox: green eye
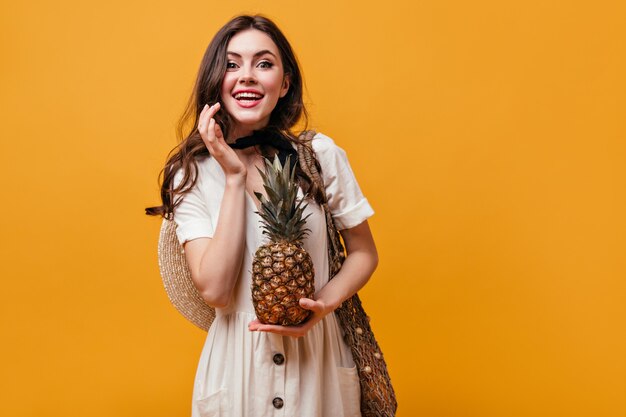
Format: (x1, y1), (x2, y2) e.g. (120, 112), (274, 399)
(258, 61), (273, 69)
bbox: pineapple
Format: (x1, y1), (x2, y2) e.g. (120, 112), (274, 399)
(251, 155), (315, 325)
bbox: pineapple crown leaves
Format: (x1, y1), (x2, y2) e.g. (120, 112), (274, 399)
(254, 155), (312, 243)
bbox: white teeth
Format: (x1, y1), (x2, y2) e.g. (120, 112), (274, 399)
(234, 92), (263, 100)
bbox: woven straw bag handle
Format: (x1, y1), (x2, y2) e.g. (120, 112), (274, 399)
(296, 130), (398, 417)
(296, 130), (346, 276)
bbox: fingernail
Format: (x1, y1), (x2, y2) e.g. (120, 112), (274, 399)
(203, 104), (208, 109)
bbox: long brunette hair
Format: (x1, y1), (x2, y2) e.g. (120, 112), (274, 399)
(146, 15), (322, 218)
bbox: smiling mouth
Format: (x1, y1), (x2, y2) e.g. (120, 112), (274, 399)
(234, 92), (264, 101)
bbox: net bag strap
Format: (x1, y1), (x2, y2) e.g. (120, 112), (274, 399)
(297, 130), (398, 417)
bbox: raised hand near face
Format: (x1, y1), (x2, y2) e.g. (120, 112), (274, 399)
(198, 103), (247, 179)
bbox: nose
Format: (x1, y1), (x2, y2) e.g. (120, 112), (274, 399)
(238, 65), (257, 84)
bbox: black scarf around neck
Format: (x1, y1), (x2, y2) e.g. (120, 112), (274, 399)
(228, 129), (298, 167)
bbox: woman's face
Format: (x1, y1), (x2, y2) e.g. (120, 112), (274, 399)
(220, 28), (290, 139)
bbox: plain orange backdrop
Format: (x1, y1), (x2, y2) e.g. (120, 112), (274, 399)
(1, 1), (625, 416)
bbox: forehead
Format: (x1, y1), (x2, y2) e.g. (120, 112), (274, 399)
(226, 29), (280, 56)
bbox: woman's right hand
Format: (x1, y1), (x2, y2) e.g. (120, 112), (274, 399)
(198, 103), (246, 179)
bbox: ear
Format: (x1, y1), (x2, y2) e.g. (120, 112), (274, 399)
(279, 74), (291, 98)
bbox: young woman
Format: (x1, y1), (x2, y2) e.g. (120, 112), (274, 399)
(147, 14), (378, 417)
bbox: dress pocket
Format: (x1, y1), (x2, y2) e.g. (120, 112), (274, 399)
(337, 365), (362, 417)
(194, 388), (230, 417)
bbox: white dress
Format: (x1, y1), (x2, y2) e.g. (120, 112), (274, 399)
(173, 133), (374, 417)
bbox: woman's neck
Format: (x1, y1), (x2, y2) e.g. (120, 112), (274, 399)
(227, 126), (255, 143)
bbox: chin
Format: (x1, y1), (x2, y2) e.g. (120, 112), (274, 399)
(231, 115), (271, 131)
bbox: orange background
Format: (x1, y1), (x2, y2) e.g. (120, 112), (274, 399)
(1, 1), (625, 416)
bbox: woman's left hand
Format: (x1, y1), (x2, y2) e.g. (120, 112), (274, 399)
(248, 298), (333, 338)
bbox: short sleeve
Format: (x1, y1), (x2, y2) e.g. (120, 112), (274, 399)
(172, 165), (215, 245)
(312, 133), (374, 230)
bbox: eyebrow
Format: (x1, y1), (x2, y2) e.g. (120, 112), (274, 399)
(226, 50), (278, 59)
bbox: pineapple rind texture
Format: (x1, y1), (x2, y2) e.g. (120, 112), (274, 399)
(251, 156), (316, 325)
(252, 241), (315, 325)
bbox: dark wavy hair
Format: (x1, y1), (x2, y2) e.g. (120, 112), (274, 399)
(146, 14), (322, 218)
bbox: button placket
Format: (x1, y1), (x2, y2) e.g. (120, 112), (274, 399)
(268, 334), (286, 415)
(271, 351), (286, 414)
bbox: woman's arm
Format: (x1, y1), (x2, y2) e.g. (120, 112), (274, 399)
(183, 175), (246, 308)
(248, 219), (378, 337)
(182, 103), (247, 308)
(315, 219), (378, 309)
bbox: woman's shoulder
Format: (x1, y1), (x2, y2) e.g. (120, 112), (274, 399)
(172, 154), (221, 188)
(309, 131), (346, 157)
